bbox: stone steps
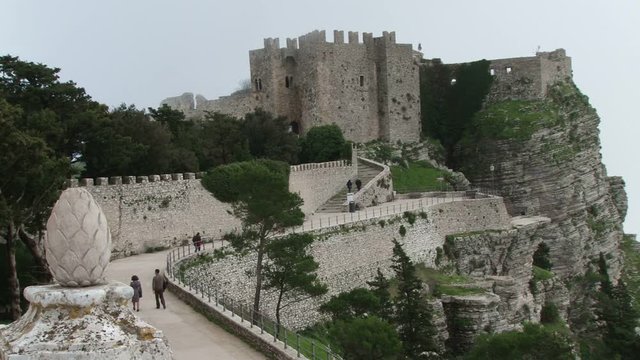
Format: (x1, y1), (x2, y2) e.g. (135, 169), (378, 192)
(316, 160), (382, 213)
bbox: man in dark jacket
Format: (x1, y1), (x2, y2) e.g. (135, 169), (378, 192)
(152, 269), (167, 309)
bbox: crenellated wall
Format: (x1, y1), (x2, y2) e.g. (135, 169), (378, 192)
(70, 173), (241, 259)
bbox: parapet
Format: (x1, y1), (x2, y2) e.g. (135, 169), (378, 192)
(68, 172), (207, 187)
(289, 160), (353, 173)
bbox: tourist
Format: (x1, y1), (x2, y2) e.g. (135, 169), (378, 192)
(130, 275), (142, 312)
(192, 232), (202, 252)
(355, 179), (362, 191)
(152, 269), (167, 309)
(346, 179), (353, 192)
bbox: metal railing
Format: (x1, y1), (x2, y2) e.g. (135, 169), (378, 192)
(166, 243), (341, 360)
(292, 191), (485, 232)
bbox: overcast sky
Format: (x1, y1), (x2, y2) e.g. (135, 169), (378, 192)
(2, 0), (638, 235)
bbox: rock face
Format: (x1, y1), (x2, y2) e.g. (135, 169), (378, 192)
(452, 80), (627, 343)
(456, 80), (626, 280)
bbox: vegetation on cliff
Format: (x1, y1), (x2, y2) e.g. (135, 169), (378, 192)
(420, 59), (493, 164)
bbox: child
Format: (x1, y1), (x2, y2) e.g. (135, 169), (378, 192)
(130, 275), (142, 311)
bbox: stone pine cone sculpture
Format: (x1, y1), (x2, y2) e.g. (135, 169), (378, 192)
(45, 187), (112, 286)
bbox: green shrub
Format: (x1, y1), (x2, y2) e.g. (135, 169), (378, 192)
(465, 323), (573, 360)
(399, 225), (407, 237)
(540, 303), (561, 325)
(403, 211), (416, 225)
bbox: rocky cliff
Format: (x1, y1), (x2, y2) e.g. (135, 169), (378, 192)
(450, 79), (628, 342)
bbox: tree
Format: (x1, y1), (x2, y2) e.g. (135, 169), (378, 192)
(299, 124), (350, 163)
(82, 104), (199, 177)
(319, 288), (381, 322)
(243, 109), (299, 164)
(0, 98), (69, 319)
(367, 268), (394, 321)
(328, 316), (402, 360)
(199, 112), (251, 169)
(391, 239), (438, 358)
(465, 323), (573, 360)
(201, 159), (305, 319)
(263, 233), (327, 332)
(595, 253), (640, 359)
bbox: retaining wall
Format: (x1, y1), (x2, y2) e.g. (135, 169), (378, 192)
(183, 196), (512, 329)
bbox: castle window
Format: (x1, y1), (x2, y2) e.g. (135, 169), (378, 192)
(506, 67), (512, 74)
(359, 76), (364, 87)
(258, 78), (263, 90)
(490, 68), (495, 76)
(285, 76), (290, 88)
(450, 78), (457, 85)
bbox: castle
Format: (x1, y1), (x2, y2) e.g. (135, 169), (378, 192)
(163, 30), (572, 145)
(163, 30), (422, 143)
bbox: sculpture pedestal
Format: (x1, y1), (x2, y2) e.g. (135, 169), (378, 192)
(0, 281), (172, 359)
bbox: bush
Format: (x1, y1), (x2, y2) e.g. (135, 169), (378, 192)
(399, 225), (407, 237)
(465, 323), (573, 360)
(540, 303), (561, 325)
(403, 211), (416, 225)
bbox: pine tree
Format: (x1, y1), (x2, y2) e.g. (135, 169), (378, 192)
(367, 268), (394, 321)
(391, 239), (438, 358)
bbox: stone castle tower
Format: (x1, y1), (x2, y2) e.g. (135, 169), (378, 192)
(249, 30), (421, 143)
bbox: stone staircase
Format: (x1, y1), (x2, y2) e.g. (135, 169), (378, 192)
(315, 159), (382, 213)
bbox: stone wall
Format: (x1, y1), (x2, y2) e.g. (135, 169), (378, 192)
(70, 174), (241, 259)
(485, 49), (572, 104)
(160, 91), (259, 120)
(181, 195), (512, 329)
(353, 157), (393, 209)
(289, 160), (356, 214)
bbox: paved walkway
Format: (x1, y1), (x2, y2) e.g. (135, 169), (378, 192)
(107, 251), (265, 360)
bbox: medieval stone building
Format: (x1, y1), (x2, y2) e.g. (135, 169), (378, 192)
(162, 30), (422, 143)
(248, 30), (421, 143)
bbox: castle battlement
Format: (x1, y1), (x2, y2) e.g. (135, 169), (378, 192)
(68, 172), (205, 187)
(259, 30), (398, 51)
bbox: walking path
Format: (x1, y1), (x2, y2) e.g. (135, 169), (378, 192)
(106, 251), (266, 360)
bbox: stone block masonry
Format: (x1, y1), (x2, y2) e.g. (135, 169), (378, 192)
(71, 174), (241, 259)
(289, 160), (356, 214)
(181, 195), (512, 329)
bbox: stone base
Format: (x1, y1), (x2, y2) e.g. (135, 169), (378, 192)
(0, 281), (172, 359)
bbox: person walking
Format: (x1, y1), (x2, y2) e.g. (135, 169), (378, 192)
(192, 232), (202, 252)
(130, 275), (142, 312)
(346, 179), (353, 192)
(152, 269), (167, 309)
(355, 178), (362, 191)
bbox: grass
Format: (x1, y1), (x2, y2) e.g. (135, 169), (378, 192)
(388, 264), (485, 297)
(390, 160), (451, 193)
(467, 100), (561, 141)
(532, 265), (554, 281)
